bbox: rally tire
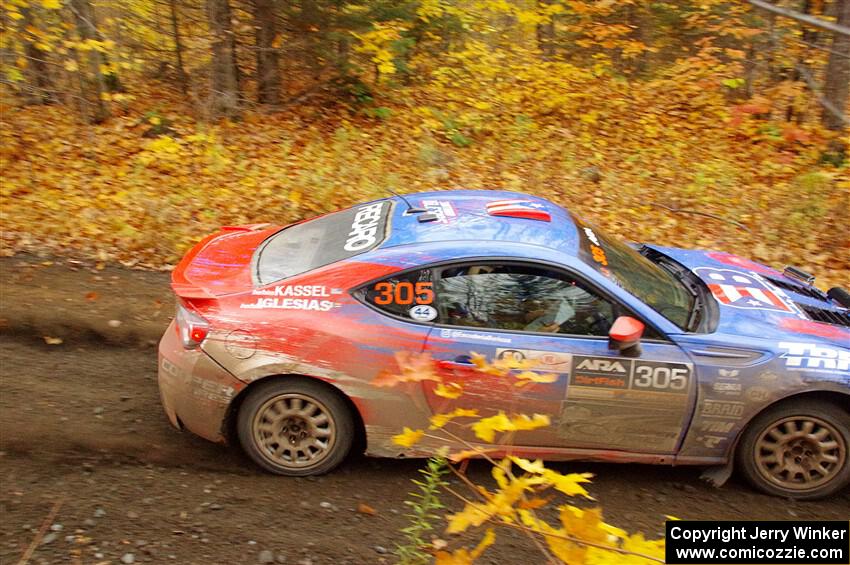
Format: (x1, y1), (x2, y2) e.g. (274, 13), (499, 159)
(237, 378), (355, 476)
(737, 399), (850, 500)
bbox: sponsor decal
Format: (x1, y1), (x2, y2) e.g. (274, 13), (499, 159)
(240, 298), (337, 311)
(718, 368), (739, 379)
(161, 357), (181, 379)
(699, 420), (736, 434)
(409, 304), (437, 322)
(778, 342), (850, 373)
(570, 356), (692, 393)
(485, 199), (550, 221)
(439, 328), (512, 344)
(252, 285), (337, 297)
(712, 381), (742, 395)
(494, 349), (571, 372)
(421, 199), (457, 224)
(700, 400), (745, 419)
(696, 435), (728, 449)
(695, 268), (792, 312)
(344, 202), (386, 252)
(189, 375), (236, 403)
(745, 386), (770, 402)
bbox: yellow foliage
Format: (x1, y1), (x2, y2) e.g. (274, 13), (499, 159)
(470, 412), (550, 443)
(434, 529), (495, 564)
(392, 427), (425, 448)
(429, 408), (478, 430)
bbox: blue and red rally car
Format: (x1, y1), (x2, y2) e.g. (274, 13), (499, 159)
(158, 190), (850, 499)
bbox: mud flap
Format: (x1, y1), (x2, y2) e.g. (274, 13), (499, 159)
(700, 462), (734, 487)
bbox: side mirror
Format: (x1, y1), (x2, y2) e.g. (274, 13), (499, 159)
(608, 316), (644, 356)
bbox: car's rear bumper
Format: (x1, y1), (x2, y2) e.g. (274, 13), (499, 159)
(158, 320), (246, 443)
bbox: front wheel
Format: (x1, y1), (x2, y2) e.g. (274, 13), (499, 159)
(237, 378), (354, 476)
(737, 399), (850, 499)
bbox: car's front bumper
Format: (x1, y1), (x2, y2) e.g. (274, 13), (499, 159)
(158, 320), (246, 443)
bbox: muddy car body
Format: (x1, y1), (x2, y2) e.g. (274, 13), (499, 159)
(158, 190), (850, 499)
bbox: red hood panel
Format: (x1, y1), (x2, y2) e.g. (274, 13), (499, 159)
(172, 225), (280, 297)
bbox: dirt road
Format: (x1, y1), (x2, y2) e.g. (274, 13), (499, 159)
(1, 256), (848, 565)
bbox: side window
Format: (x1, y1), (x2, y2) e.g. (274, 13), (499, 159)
(357, 269), (437, 321)
(434, 264), (616, 337)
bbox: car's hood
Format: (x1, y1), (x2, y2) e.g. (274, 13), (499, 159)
(646, 246), (850, 347)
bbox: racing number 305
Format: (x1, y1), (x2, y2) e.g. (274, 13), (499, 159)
(374, 281), (434, 306)
(633, 364), (689, 391)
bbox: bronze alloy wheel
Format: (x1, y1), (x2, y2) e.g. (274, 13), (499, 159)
(237, 378), (355, 476)
(253, 393), (336, 469)
(738, 399), (850, 499)
(754, 415), (846, 491)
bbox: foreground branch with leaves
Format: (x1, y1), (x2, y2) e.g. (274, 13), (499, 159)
(383, 352), (667, 565)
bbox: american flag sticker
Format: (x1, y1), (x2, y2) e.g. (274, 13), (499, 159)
(485, 199), (551, 221)
(696, 268), (792, 312)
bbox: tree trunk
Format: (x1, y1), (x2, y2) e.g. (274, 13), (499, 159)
(536, 0), (556, 60)
(823, 0), (850, 130)
(169, 0), (189, 94)
(19, 7), (55, 104)
(69, 0), (110, 122)
(206, 0), (240, 118)
(253, 0), (281, 105)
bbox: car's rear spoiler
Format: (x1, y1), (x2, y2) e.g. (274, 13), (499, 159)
(170, 224), (271, 299)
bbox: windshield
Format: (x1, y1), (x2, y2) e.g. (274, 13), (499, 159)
(572, 215), (695, 329)
(256, 200), (392, 284)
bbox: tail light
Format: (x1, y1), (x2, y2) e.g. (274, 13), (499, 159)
(175, 305), (210, 349)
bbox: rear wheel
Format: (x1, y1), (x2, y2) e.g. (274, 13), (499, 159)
(737, 399), (850, 499)
(237, 378), (354, 476)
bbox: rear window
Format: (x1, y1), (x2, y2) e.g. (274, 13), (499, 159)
(256, 200), (392, 284)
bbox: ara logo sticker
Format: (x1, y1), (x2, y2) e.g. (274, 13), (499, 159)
(779, 342), (850, 373)
(576, 358), (627, 373)
(695, 268), (792, 312)
(409, 305), (437, 321)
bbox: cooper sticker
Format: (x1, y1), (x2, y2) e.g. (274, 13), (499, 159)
(778, 342), (850, 373)
(409, 305), (437, 321)
(694, 267), (792, 312)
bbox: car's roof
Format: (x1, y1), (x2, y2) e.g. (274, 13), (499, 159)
(379, 190), (579, 255)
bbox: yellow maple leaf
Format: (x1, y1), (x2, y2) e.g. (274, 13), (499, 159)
(513, 370), (558, 387)
(42, 0), (62, 9)
(544, 471), (594, 499)
(434, 381), (463, 399)
(471, 412), (550, 443)
(434, 529), (495, 564)
(429, 407), (478, 429)
(392, 427), (424, 448)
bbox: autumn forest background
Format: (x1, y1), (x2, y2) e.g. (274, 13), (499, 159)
(1, 0), (849, 287)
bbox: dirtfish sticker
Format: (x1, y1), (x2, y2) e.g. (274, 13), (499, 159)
(779, 342), (850, 373)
